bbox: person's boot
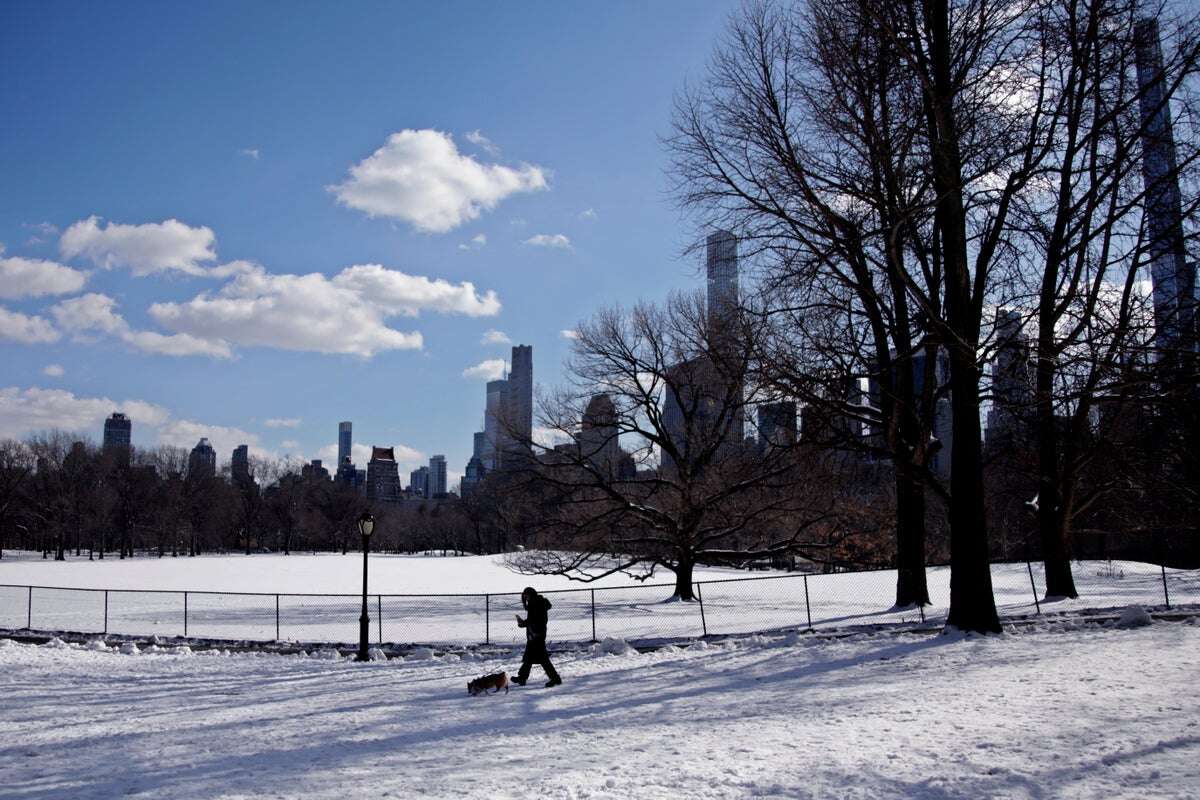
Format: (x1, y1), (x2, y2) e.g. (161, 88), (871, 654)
(544, 677), (562, 687)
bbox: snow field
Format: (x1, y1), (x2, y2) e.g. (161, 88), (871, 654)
(1, 617), (1198, 799)
(2, 553), (1197, 646)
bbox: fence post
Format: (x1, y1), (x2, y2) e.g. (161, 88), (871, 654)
(377, 595), (383, 645)
(1161, 564), (1171, 609)
(590, 589), (597, 642)
(695, 583), (707, 637)
(803, 574), (812, 630)
(485, 594), (490, 644)
(183, 591), (189, 637)
(1026, 562), (1041, 615)
(27, 586), (32, 630)
(104, 590), (109, 635)
(275, 594), (280, 641)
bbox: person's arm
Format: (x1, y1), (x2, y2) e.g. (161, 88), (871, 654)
(515, 615), (526, 627)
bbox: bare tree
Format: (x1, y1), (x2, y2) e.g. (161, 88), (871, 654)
(507, 294), (836, 600)
(668, 1), (948, 608)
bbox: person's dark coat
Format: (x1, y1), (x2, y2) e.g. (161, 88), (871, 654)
(519, 593), (551, 641)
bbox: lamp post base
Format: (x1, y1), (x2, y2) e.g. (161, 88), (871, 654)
(357, 615), (371, 662)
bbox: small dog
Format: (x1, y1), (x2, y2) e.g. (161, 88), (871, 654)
(467, 670), (510, 696)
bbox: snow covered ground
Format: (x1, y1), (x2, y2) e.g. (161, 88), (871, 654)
(1, 617), (1198, 799)
(1, 552), (1197, 646)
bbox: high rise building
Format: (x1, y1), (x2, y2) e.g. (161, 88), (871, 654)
(461, 455), (486, 497)
(188, 438), (217, 479)
(473, 431), (486, 461)
(483, 378), (508, 471)
(302, 459), (330, 481)
(757, 402), (798, 453)
(338, 422), (352, 467)
(429, 454), (447, 497)
(409, 465), (429, 498)
(1135, 19), (1198, 367)
(581, 393), (620, 477)
(507, 344), (534, 461)
(662, 232), (745, 474)
(986, 308), (1034, 446)
(232, 444), (252, 486)
(706, 229), (739, 327)
(102, 412), (132, 460)
(366, 447), (401, 502)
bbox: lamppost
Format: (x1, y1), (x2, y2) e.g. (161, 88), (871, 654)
(356, 511), (375, 662)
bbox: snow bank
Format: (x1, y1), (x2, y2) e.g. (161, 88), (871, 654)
(591, 637), (634, 656)
(1116, 605), (1152, 628)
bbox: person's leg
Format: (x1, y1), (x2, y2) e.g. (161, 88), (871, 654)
(514, 646), (533, 684)
(541, 652), (561, 685)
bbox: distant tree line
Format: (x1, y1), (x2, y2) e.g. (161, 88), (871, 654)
(0, 433), (510, 562)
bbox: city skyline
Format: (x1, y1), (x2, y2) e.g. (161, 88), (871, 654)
(0, 2), (734, 489)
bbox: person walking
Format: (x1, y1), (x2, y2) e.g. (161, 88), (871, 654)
(512, 586), (562, 688)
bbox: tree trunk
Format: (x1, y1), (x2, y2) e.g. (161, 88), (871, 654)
(894, 466), (930, 607)
(924, 0), (1000, 634)
(944, 354), (1002, 633)
(1035, 385), (1078, 599)
(672, 558), (696, 601)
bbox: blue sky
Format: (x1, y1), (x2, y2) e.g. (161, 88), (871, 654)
(0, 2), (732, 483)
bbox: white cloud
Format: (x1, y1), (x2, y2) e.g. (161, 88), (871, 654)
(133, 261), (498, 360)
(0, 386), (170, 440)
(462, 358), (508, 381)
(239, 148), (260, 160)
(333, 264), (500, 317)
(534, 426), (571, 450)
(480, 329), (512, 346)
(149, 267), (422, 358)
(51, 293), (233, 359)
(524, 233), (572, 250)
(579, 208), (597, 220)
(43, 364), (65, 378)
(0, 307), (60, 344)
(458, 233), (488, 251)
(560, 329), (580, 340)
(281, 439), (301, 451)
(0, 386), (279, 459)
(156, 418), (265, 460)
(464, 130), (500, 155)
(328, 129), (548, 233)
(60, 216), (217, 277)
(0, 256), (88, 299)
(264, 417), (302, 428)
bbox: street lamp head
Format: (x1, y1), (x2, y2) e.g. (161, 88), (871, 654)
(357, 511), (375, 537)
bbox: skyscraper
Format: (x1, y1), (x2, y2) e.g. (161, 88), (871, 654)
(483, 378), (508, 470)
(338, 421), (352, 467)
(367, 446), (401, 502)
(507, 344), (534, 459)
(706, 229), (739, 327)
(188, 438), (217, 479)
(662, 231), (745, 473)
(232, 444), (252, 486)
(429, 454), (447, 497)
(102, 412), (132, 459)
(580, 393), (620, 477)
(409, 465), (429, 498)
(757, 402), (798, 453)
(986, 308), (1033, 446)
(1135, 19), (1198, 367)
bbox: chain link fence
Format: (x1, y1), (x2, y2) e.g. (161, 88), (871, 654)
(2, 559), (1196, 647)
